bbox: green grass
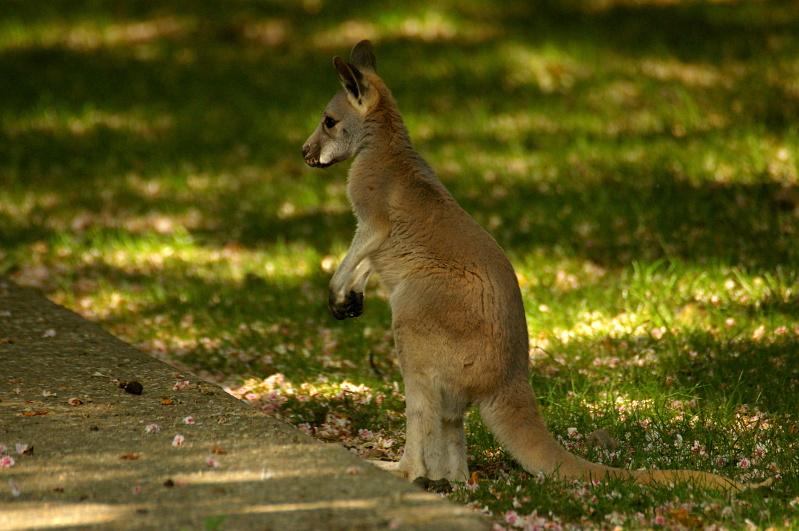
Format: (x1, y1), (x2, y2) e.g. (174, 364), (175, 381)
(2, 0), (798, 528)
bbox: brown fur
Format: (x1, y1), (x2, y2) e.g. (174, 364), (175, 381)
(302, 40), (770, 491)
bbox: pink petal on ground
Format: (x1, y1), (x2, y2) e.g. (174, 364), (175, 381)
(504, 510), (519, 524)
(0, 455), (15, 469)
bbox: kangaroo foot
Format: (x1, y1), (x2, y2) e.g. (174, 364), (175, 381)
(412, 477), (453, 493)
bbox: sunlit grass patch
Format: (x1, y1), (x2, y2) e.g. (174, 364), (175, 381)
(0, 15), (189, 52)
(3, 106), (174, 141)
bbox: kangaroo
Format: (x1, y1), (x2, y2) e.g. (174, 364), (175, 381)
(302, 40), (770, 491)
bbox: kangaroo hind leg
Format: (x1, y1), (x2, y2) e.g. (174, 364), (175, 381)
(398, 376), (469, 483)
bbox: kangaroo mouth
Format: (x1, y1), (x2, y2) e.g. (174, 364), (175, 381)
(305, 156), (333, 168)
(302, 144), (334, 168)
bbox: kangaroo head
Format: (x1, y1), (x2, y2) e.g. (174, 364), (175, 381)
(303, 40), (380, 168)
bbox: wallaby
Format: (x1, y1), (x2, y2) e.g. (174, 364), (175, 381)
(302, 40), (770, 491)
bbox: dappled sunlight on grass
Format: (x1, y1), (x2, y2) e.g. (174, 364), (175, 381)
(4, 108), (174, 140)
(519, 256), (799, 350)
(0, 16), (188, 52)
(310, 6), (500, 49)
(3, 0), (799, 528)
(226, 373), (407, 460)
(639, 57), (734, 88)
(500, 42), (588, 94)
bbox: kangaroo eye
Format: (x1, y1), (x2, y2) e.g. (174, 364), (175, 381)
(324, 116), (338, 129)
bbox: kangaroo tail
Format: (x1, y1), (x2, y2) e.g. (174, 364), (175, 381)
(478, 383), (771, 492)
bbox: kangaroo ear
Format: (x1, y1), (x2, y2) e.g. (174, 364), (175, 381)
(349, 40), (376, 73)
(334, 56), (372, 108)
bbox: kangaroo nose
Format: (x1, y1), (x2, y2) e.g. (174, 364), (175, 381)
(302, 141), (321, 167)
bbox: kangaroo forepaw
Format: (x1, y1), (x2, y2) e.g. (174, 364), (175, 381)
(329, 290), (364, 320)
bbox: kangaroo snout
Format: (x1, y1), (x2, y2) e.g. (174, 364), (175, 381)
(302, 141), (333, 168)
(302, 142), (319, 167)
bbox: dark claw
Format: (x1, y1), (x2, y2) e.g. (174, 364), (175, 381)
(329, 290), (364, 320)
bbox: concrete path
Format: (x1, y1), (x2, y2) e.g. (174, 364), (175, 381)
(0, 280), (489, 530)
